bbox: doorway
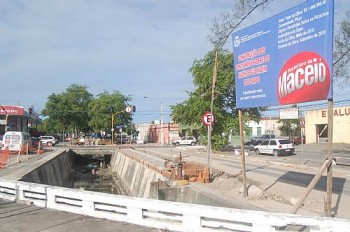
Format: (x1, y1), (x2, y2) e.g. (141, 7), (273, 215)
(316, 124), (328, 143)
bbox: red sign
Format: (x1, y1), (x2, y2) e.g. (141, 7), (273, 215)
(277, 52), (331, 105)
(0, 106), (25, 116)
(202, 112), (214, 126)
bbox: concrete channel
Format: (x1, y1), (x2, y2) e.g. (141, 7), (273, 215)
(0, 146), (259, 232)
(1, 146), (350, 231)
(7, 147), (259, 209)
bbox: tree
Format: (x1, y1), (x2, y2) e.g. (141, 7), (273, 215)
(171, 49), (263, 150)
(88, 91), (132, 133)
(210, 2), (350, 87)
(209, 0), (271, 48)
(334, 11), (350, 86)
(277, 119), (299, 138)
(42, 84), (93, 134)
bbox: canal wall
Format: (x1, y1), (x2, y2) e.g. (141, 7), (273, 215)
(109, 150), (166, 198)
(20, 150), (76, 187)
(109, 150), (260, 210)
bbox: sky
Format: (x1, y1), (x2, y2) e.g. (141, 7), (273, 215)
(1, 0), (349, 124)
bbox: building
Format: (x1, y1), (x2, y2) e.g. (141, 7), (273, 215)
(246, 117), (282, 137)
(135, 122), (180, 145)
(305, 106), (350, 144)
(0, 105), (42, 135)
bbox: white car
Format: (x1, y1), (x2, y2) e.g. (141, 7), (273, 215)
(254, 139), (294, 156)
(39, 136), (58, 146)
(0, 134), (3, 148)
(172, 136), (196, 146)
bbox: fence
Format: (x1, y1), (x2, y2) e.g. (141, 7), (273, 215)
(0, 179), (349, 231)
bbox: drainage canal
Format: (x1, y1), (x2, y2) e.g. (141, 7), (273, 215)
(73, 154), (129, 196)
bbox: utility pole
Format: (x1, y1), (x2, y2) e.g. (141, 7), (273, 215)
(110, 107), (115, 144)
(208, 50), (218, 179)
(160, 102), (164, 146)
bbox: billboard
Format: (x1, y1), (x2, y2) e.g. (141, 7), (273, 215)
(233, 0), (334, 108)
(280, 107), (299, 119)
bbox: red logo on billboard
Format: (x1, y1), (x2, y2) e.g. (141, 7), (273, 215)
(277, 51), (331, 105)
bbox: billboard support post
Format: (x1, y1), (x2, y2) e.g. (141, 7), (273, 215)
(326, 98), (334, 217)
(239, 110), (247, 198)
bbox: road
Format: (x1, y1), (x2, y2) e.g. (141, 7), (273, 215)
(134, 143), (350, 197)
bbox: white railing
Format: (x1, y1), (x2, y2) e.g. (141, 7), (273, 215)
(0, 179), (349, 232)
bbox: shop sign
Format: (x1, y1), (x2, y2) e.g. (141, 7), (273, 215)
(0, 106), (25, 116)
(321, 108), (350, 117)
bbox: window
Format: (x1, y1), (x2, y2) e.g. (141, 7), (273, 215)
(278, 140), (291, 144)
(261, 140), (269, 145)
(5, 135), (20, 140)
(269, 140), (277, 145)
(257, 127), (262, 136)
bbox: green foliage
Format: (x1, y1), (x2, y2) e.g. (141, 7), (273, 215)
(42, 84), (92, 133)
(171, 49), (263, 150)
(42, 84), (132, 134)
(277, 119), (300, 138)
(88, 91), (132, 132)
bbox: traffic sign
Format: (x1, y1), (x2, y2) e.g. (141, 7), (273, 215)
(125, 106), (132, 113)
(202, 112), (214, 126)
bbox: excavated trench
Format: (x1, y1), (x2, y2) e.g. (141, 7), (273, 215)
(72, 155), (129, 195)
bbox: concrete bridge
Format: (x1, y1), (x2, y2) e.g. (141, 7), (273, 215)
(0, 147), (349, 231)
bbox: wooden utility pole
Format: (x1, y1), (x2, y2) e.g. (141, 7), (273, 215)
(208, 50), (219, 179)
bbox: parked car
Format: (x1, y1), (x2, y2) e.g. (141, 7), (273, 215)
(250, 134), (276, 145)
(172, 136), (196, 146)
(1, 131), (32, 151)
(31, 137), (40, 147)
(39, 136), (58, 146)
(292, 136), (306, 145)
(254, 139), (294, 156)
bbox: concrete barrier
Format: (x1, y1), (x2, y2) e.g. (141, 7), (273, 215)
(0, 179), (349, 232)
(109, 150), (166, 198)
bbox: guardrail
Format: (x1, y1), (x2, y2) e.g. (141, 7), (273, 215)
(0, 179), (349, 232)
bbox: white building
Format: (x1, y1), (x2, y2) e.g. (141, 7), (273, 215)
(305, 106), (350, 144)
(246, 117), (282, 137)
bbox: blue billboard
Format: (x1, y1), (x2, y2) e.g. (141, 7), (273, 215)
(233, 0), (334, 108)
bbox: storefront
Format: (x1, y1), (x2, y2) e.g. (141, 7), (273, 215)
(305, 106), (350, 144)
(0, 105), (42, 135)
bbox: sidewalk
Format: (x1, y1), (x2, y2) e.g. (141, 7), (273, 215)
(170, 144), (350, 220)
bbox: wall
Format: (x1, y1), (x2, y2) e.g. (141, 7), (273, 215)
(305, 106), (350, 143)
(109, 150), (166, 198)
(1, 179), (349, 232)
(246, 117), (282, 137)
(20, 150), (76, 187)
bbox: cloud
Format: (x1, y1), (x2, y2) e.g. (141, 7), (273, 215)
(1, 0), (348, 123)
